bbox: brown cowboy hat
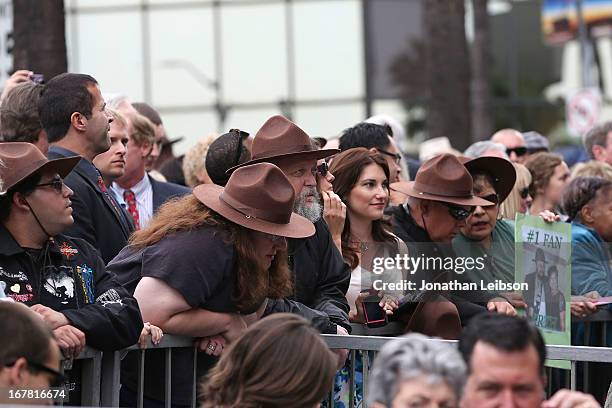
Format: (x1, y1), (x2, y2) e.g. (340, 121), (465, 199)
(0, 142), (80, 195)
(390, 153), (493, 207)
(194, 162), (315, 238)
(226, 115), (339, 174)
(458, 156), (516, 203)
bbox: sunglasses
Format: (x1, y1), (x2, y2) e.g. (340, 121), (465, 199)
(519, 187), (530, 199)
(35, 176), (64, 194)
(480, 193), (500, 208)
(6, 359), (67, 388)
(316, 162), (329, 177)
(441, 202), (475, 220)
(230, 128), (250, 167)
(377, 148), (402, 165)
(506, 147), (527, 157)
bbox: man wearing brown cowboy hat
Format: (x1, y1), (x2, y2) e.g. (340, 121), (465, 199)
(108, 162), (316, 406)
(0, 143), (142, 401)
(386, 154), (516, 327)
(228, 115), (351, 336)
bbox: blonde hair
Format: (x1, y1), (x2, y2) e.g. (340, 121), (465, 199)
(571, 160), (612, 182)
(500, 163), (532, 219)
(182, 133), (217, 187)
(106, 107), (127, 129)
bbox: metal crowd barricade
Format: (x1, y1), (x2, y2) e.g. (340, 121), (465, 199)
(572, 309), (612, 400)
(100, 335), (195, 408)
(70, 333), (612, 408)
(321, 335), (612, 407)
(59, 347), (103, 406)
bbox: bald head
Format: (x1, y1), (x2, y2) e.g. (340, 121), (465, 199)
(491, 129), (526, 163)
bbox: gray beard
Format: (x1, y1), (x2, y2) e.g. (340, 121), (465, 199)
(294, 187), (322, 223)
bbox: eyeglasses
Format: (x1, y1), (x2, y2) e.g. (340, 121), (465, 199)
(479, 193), (500, 208)
(230, 128), (250, 167)
(6, 359), (67, 388)
(35, 176), (64, 194)
(519, 187), (530, 199)
(506, 147), (527, 157)
(316, 162), (329, 177)
(377, 148), (402, 165)
(441, 202), (475, 220)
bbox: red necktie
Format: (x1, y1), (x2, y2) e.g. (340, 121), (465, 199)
(123, 190), (140, 230)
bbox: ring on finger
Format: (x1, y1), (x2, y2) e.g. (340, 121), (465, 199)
(208, 344), (216, 351)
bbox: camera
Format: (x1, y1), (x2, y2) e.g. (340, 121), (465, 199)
(30, 74), (44, 84)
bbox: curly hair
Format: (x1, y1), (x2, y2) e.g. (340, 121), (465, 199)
(329, 147), (395, 269)
(571, 160), (612, 182)
(368, 333), (466, 407)
(561, 176), (612, 222)
(129, 195), (292, 311)
(182, 133), (217, 187)
(202, 314), (337, 408)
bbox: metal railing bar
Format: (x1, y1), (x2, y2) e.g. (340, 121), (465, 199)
(164, 348), (172, 408)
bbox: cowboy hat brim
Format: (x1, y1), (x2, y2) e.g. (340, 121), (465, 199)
(226, 148), (339, 175)
(193, 184), (315, 238)
(392, 181), (494, 207)
(2, 156), (81, 195)
(461, 157), (516, 203)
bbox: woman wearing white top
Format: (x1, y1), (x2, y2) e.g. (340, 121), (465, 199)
(324, 147), (404, 408)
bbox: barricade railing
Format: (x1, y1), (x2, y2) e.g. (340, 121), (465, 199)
(58, 347), (103, 406)
(57, 333), (612, 407)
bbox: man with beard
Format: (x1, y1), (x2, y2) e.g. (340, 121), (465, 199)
(227, 115), (351, 337)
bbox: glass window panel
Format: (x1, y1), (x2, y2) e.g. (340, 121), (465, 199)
(72, 11), (145, 101)
(160, 110), (218, 156)
(294, 103), (365, 139)
(74, 0), (141, 8)
(221, 3), (288, 103)
(371, 99), (409, 126)
(223, 107), (285, 135)
(293, 0), (364, 100)
(149, 7), (216, 107)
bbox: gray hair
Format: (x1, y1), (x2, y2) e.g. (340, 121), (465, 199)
(104, 93), (131, 111)
(583, 121), (612, 159)
(464, 141), (508, 159)
(367, 333), (467, 407)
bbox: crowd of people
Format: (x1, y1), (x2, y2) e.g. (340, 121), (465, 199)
(0, 69), (610, 407)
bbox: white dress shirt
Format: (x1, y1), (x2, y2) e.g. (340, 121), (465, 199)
(113, 175), (153, 229)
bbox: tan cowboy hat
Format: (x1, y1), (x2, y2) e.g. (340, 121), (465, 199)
(194, 162), (315, 238)
(226, 115), (339, 174)
(0, 142), (80, 195)
(390, 153), (493, 207)
(459, 156), (516, 203)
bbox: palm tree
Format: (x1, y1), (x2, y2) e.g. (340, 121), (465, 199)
(11, 0), (67, 79)
(424, 0), (472, 150)
(471, 0), (493, 141)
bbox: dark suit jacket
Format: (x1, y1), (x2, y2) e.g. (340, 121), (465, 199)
(148, 174), (191, 212)
(48, 147), (134, 264)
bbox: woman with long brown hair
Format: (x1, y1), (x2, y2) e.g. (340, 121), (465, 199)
(107, 162), (314, 407)
(325, 147), (402, 407)
(202, 313), (337, 408)
(329, 147), (401, 321)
